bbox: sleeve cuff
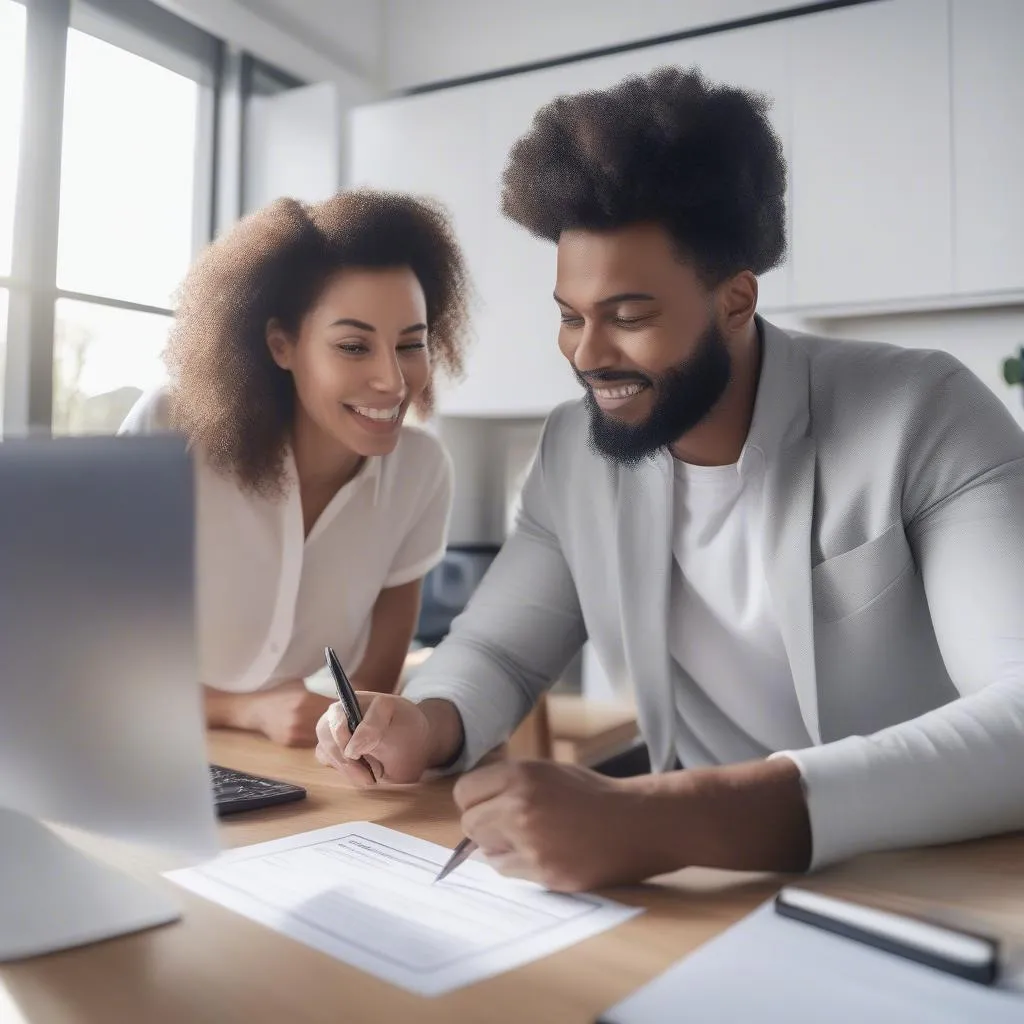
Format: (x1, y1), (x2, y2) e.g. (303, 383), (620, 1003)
(402, 673), (521, 774)
(770, 738), (877, 871)
(384, 546), (446, 588)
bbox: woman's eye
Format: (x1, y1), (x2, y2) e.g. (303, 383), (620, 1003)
(336, 342), (367, 353)
(398, 341), (427, 352)
(559, 317), (584, 328)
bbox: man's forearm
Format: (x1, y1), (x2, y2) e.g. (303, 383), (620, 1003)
(420, 698), (466, 769)
(623, 756), (812, 875)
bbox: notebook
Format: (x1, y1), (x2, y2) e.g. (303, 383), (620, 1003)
(598, 899), (1024, 1024)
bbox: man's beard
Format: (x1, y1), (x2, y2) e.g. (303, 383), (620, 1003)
(579, 319), (732, 466)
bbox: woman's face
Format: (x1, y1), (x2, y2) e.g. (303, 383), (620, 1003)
(268, 266), (431, 457)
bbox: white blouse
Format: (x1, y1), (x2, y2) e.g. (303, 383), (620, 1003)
(119, 388), (453, 692)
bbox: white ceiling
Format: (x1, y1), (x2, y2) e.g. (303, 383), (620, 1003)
(237, 0), (383, 84)
(382, 0), (804, 91)
(164, 0), (817, 93)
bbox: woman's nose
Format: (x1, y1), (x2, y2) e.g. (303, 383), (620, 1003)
(370, 351), (406, 397)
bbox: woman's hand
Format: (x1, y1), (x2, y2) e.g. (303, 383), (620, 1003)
(206, 680), (334, 747)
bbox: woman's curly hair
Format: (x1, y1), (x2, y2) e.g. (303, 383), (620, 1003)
(500, 66), (787, 285)
(164, 188), (471, 495)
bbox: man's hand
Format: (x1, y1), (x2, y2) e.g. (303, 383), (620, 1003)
(452, 755), (813, 892)
(315, 694), (464, 787)
(452, 760), (667, 892)
(207, 680), (334, 747)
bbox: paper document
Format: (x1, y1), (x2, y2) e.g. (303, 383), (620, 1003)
(166, 822), (641, 996)
(599, 901), (1024, 1024)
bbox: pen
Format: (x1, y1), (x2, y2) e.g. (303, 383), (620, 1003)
(324, 646), (379, 783)
(433, 836), (478, 884)
(774, 886), (1000, 985)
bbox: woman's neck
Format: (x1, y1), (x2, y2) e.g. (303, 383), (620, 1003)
(290, 410), (364, 533)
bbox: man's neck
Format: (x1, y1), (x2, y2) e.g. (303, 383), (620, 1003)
(670, 318), (762, 467)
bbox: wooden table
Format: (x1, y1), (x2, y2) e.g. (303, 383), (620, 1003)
(3, 731), (1023, 1024)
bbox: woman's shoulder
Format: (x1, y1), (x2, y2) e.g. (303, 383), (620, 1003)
(118, 384), (174, 435)
(394, 423), (452, 469)
(384, 423), (453, 491)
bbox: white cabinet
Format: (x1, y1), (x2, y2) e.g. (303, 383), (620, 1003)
(245, 83), (342, 212)
(442, 22), (796, 415)
(446, 67), (574, 416)
(349, 0), (1023, 412)
(350, 18), (796, 417)
(348, 87), (493, 413)
(470, 24), (795, 415)
(951, 0), (1024, 296)
(348, 85), (487, 267)
(789, 0), (953, 307)
(467, 55), (643, 417)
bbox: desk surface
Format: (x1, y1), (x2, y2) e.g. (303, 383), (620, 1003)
(3, 731), (1024, 1024)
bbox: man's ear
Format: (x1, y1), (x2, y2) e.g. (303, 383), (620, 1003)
(266, 319), (293, 370)
(718, 270), (758, 334)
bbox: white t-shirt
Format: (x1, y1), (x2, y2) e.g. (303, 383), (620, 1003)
(668, 448), (812, 767)
(119, 387), (453, 691)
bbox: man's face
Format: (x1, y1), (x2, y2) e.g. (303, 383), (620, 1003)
(554, 223), (732, 465)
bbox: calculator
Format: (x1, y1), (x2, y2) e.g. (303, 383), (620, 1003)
(208, 764), (307, 816)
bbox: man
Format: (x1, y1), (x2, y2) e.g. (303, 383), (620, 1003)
(315, 68), (1024, 892)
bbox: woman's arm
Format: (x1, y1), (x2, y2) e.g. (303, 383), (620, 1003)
(348, 579), (425, 694)
(203, 681), (334, 747)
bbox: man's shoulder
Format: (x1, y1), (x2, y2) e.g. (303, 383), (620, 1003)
(540, 398), (591, 447)
(793, 327), (972, 430)
(534, 398), (597, 471)
(782, 324), (1024, 502)
(806, 331), (962, 384)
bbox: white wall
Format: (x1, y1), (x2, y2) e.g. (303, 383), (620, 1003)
(383, 0), (806, 90)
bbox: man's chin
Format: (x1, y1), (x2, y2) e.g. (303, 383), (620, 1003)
(586, 412), (662, 467)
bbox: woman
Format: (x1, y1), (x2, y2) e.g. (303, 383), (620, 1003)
(120, 189), (469, 747)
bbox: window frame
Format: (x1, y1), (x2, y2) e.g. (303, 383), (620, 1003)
(0, 0), (305, 437)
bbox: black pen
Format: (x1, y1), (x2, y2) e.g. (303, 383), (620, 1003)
(775, 886), (1000, 985)
(324, 646), (379, 782)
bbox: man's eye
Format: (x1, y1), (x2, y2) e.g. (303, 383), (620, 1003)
(560, 317), (584, 327)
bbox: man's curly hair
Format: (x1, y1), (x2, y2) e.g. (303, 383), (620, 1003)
(164, 189), (471, 495)
(500, 67), (786, 285)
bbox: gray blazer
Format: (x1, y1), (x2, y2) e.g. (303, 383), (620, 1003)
(404, 318), (1024, 868)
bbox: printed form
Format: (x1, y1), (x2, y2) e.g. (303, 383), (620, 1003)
(166, 822), (642, 996)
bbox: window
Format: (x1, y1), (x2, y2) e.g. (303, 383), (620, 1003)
(57, 30), (198, 308)
(53, 298), (173, 435)
(0, 289), (9, 427)
(52, 27), (199, 434)
(0, 0), (25, 277)
(1, 0), (305, 439)
(0, 0), (27, 431)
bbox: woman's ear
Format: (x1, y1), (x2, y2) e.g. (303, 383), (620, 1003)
(266, 319), (293, 370)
